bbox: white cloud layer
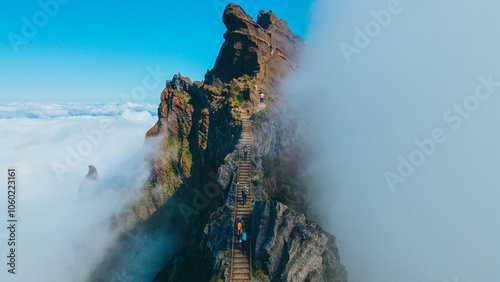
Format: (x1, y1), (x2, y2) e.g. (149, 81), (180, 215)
(0, 103), (165, 281)
(0, 102), (157, 119)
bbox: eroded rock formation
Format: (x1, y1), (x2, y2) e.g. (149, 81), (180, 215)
(252, 201), (348, 281)
(205, 3), (304, 103)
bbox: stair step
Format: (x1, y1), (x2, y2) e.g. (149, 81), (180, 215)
(233, 268), (250, 274)
(236, 210), (252, 213)
(234, 257), (250, 263)
(237, 207), (253, 210)
(232, 274), (251, 280)
(234, 263), (250, 269)
(233, 253), (247, 259)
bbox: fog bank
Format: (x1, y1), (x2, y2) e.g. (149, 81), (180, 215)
(0, 103), (173, 281)
(287, 0), (500, 281)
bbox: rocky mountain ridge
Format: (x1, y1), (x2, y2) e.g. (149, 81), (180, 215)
(90, 3), (347, 281)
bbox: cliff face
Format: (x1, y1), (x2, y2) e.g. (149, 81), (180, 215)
(252, 201), (348, 282)
(126, 73), (238, 226)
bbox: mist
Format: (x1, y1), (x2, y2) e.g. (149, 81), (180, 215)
(0, 103), (174, 281)
(287, 0), (500, 281)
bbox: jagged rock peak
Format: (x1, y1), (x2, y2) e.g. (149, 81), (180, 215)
(85, 165), (98, 180)
(222, 3), (255, 31)
(257, 10), (279, 29)
(171, 73), (193, 91)
(171, 73), (198, 95)
(206, 3), (304, 96)
(167, 73), (206, 104)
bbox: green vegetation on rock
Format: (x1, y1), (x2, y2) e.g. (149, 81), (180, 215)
(250, 109), (270, 127)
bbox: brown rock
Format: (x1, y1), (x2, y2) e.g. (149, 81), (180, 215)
(205, 3), (304, 103)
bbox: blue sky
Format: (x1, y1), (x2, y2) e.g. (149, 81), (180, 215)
(1, 0), (314, 103)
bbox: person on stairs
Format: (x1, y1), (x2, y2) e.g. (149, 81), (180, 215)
(260, 92), (265, 103)
(242, 185), (247, 206)
(237, 218), (243, 237)
(242, 229), (248, 255)
(243, 144), (249, 161)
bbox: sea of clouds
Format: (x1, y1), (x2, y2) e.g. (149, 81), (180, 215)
(0, 102), (157, 119)
(0, 102), (172, 281)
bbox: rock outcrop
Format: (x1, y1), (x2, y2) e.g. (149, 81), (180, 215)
(85, 165), (98, 180)
(252, 201), (348, 282)
(78, 165), (98, 193)
(205, 3), (304, 103)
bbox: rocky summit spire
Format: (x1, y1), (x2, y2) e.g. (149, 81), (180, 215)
(205, 3), (304, 96)
(85, 165), (98, 180)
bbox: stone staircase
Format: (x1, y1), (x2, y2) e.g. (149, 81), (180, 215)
(231, 113), (253, 282)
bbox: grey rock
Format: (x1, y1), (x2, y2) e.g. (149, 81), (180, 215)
(252, 200), (348, 282)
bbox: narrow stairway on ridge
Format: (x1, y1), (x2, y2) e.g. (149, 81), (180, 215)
(231, 112), (254, 282)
